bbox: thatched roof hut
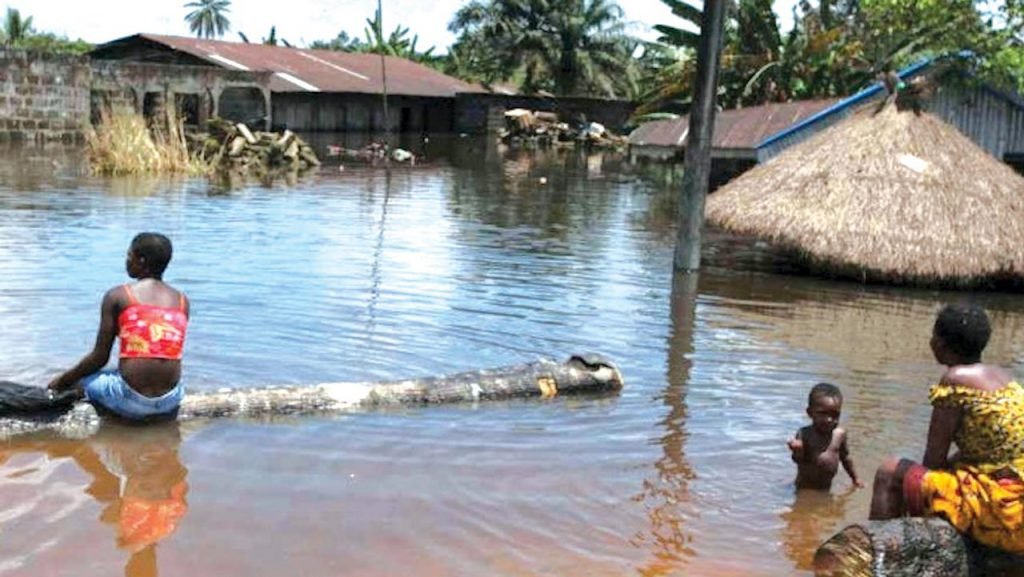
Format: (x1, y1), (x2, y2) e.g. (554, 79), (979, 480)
(704, 104), (1024, 287)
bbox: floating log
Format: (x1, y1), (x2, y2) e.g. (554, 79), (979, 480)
(0, 354), (623, 440)
(194, 118), (320, 178)
(236, 122), (258, 145)
(299, 147), (321, 167)
(228, 135), (247, 157)
(814, 519), (1024, 577)
(277, 130), (295, 148)
(284, 140), (299, 161)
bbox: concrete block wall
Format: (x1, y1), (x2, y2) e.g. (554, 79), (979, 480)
(91, 61), (271, 129)
(0, 50), (91, 144)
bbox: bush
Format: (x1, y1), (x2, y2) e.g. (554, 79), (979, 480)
(85, 107), (212, 176)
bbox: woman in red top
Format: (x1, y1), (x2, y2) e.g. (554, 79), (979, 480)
(49, 233), (190, 420)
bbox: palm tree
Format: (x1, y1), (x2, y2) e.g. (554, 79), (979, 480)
(184, 0), (231, 39)
(449, 0), (636, 97)
(652, 0), (702, 50)
(310, 11), (434, 63)
(261, 26), (292, 47)
(2, 8), (35, 46)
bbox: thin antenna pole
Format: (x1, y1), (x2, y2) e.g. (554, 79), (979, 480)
(378, 0), (391, 151)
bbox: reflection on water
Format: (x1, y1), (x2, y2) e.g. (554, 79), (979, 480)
(0, 141), (1023, 576)
(632, 273), (699, 577)
(0, 422), (187, 577)
(781, 489), (855, 571)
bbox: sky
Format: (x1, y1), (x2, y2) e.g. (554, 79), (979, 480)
(22, 0), (800, 52)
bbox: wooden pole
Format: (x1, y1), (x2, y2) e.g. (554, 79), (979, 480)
(0, 355), (624, 440)
(673, 0), (727, 273)
(377, 0), (392, 152)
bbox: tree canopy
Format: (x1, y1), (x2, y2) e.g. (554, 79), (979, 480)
(310, 9), (436, 64)
(448, 0), (638, 98)
(9, 0), (1024, 109)
(0, 8), (90, 54)
(184, 0), (231, 39)
(636, 0), (1024, 117)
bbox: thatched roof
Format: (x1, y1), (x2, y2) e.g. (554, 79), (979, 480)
(704, 104), (1024, 287)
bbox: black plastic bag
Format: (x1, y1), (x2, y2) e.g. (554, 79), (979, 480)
(0, 381), (80, 416)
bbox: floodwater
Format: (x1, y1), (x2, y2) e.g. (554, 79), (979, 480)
(1, 139), (1023, 576)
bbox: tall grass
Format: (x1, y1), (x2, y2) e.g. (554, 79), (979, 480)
(86, 107), (212, 176)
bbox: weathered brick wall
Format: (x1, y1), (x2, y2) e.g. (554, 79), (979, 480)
(90, 60), (272, 127)
(0, 50), (91, 144)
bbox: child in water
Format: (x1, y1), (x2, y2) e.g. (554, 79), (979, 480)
(787, 383), (864, 490)
(48, 233), (189, 421)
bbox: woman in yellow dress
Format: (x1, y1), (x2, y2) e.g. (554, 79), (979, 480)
(869, 302), (1024, 553)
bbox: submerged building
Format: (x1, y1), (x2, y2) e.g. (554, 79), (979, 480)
(89, 33), (485, 133)
(0, 34), (635, 143)
(630, 55), (1024, 182)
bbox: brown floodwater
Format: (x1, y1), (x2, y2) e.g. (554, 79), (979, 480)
(1, 139), (1022, 576)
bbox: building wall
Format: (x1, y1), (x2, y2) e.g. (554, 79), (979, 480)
(929, 84), (1024, 162)
(760, 80), (1024, 163)
(0, 50), (91, 144)
(271, 93), (453, 133)
(91, 61), (271, 128)
(0, 52), (272, 144)
(454, 93), (635, 135)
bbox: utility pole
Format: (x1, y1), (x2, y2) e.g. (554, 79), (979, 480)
(378, 0), (391, 151)
(673, 0), (727, 273)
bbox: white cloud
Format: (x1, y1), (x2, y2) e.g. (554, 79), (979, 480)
(22, 0), (799, 51)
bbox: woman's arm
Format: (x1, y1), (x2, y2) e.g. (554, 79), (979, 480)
(48, 289), (120, 391)
(922, 406), (961, 470)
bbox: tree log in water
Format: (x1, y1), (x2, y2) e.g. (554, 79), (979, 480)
(814, 519), (1024, 577)
(0, 354), (623, 440)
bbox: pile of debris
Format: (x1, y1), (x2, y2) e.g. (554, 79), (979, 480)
(325, 142), (419, 165)
(191, 118), (321, 176)
(500, 109), (629, 149)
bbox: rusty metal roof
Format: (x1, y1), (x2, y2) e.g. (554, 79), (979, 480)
(94, 34), (485, 97)
(629, 99), (841, 151)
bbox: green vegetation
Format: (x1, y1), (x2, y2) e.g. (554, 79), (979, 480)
(9, 0), (1024, 113)
(1, 6), (32, 45)
(637, 0), (1024, 117)
(447, 0), (637, 98)
(310, 9), (437, 65)
(0, 8), (91, 54)
(184, 0), (231, 39)
(238, 26), (292, 47)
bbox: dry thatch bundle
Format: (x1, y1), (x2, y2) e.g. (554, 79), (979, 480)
(86, 107), (212, 177)
(705, 104), (1024, 287)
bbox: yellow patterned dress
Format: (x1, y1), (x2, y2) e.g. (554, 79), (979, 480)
(918, 381), (1024, 553)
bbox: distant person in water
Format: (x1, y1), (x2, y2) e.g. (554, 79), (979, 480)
(787, 383), (864, 490)
(870, 303), (1024, 553)
(48, 233), (189, 421)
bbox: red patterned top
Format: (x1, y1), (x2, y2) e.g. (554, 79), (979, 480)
(118, 285), (188, 360)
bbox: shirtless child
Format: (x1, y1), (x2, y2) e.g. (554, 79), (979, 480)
(787, 383), (864, 490)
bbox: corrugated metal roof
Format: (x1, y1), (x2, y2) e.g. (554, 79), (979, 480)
(759, 52), (996, 149)
(629, 99), (840, 150)
(96, 34), (485, 97)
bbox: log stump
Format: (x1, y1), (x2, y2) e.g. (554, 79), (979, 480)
(814, 519), (1024, 577)
(0, 354), (623, 440)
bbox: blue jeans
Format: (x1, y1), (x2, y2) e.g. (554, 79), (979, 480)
(82, 370), (184, 420)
